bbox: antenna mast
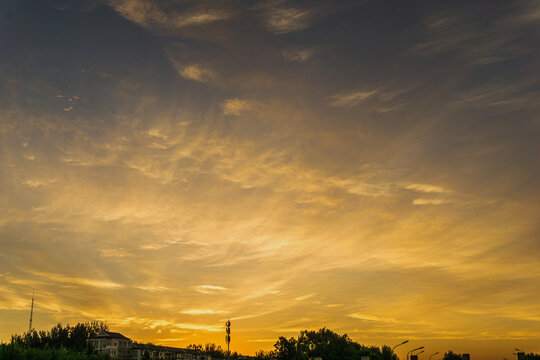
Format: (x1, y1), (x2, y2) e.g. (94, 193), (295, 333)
(29, 289), (34, 332)
(225, 318), (231, 358)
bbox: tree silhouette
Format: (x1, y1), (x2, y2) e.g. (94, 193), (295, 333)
(442, 351), (463, 360)
(11, 322), (108, 351)
(272, 328), (393, 360)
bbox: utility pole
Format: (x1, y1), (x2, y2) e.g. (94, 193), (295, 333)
(29, 289), (34, 332)
(225, 319), (231, 359)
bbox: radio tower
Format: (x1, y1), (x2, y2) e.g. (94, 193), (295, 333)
(29, 289), (34, 332)
(225, 318), (231, 359)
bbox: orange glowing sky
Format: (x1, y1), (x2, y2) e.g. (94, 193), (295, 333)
(0, 1), (539, 359)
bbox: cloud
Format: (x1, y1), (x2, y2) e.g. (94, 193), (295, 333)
(22, 179), (56, 188)
(242, 282), (282, 300)
(260, 3), (316, 34)
(169, 54), (216, 83)
(176, 64), (214, 83)
(413, 198), (452, 205)
(136, 286), (170, 292)
(410, 4), (540, 66)
(349, 313), (397, 323)
(448, 78), (538, 113)
(221, 98), (254, 115)
(405, 183), (450, 193)
(173, 323), (221, 332)
(181, 309), (226, 315)
(155, 338), (185, 342)
(325, 304), (342, 308)
(99, 248), (132, 258)
(29, 271), (124, 289)
(294, 293), (315, 301)
(282, 47), (317, 62)
(329, 177), (391, 197)
(110, 0), (231, 31)
(328, 90), (378, 107)
(193, 285), (229, 294)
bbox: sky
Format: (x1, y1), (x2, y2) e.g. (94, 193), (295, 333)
(0, 0), (539, 359)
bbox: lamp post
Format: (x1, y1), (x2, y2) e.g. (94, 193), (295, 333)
(407, 346), (424, 360)
(412, 349), (424, 360)
(393, 340), (409, 352)
(391, 340), (409, 360)
(429, 352), (439, 360)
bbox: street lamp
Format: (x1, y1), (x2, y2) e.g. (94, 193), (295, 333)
(429, 352), (439, 360)
(407, 346), (424, 360)
(391, 340), (409, 359)
(393, 340), (409, 352)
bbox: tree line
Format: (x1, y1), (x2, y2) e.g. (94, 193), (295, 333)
(8, 322), (109, 352)
(1, 322), (109, 360)
(186, 343), (240, 359)
(251, 328), (398, 360)
(3, 323), (540, 360)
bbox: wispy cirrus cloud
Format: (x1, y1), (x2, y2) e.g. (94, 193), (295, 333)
(99, 248), (133, 258)
(282, 47), (318, 62)
(294, 293), (315, 301)
(405, 183), (450, 193)
(22, 178), (56, 188)
(349, 313), (397, 323)
(412, 198), (452, 205)
(193, 285), (229, 294)
(110, 0), (231, 31)
(29, 271), (124, 289)
(182, 309), (226, 315)
(411, 2), (540, 66)
(328, 90), (378, 107)
(259, 4), (316, 34)
(221, 98), (255, 116)
(170, 61), (215, 83)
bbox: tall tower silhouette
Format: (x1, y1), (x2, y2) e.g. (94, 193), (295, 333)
(29, 290), (34, 332)
(225, 318), (231, 358)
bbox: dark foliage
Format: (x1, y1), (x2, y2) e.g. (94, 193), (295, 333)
(521, 355), (540, 360)
(0, 343), (108, 360)
(272, 328), (399, 360)
(442, 351), (463, 360)
(254, 349), (276, 360)
(10, 322), (108, 352)
(187, 343), (239, 360)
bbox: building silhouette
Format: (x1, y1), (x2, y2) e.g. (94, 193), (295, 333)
(87, 331), (212, 360)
